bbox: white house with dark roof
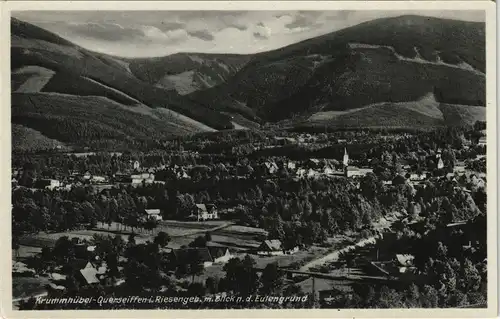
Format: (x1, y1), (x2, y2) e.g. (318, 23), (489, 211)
(75, 261), (107, 286)
(190, 204), (218, 221)
(145, 209), (162, 221)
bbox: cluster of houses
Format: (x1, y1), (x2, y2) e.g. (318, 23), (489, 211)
(12, 160), (167, 192)
(255, 239), (300, 256)
(138, 204), (221, 222)
(167, 238), (298, 271)
(262, 149), (375, 180)
(38, 241), (114, 288)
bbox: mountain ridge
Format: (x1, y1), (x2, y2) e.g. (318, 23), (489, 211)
(10, 15), (486, 150)
(188, 14), (485, 125)
(11, 17), (235, 148)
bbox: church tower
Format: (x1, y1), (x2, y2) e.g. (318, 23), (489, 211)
(437, 158), (444, 170)
(343, 148), (349, 167)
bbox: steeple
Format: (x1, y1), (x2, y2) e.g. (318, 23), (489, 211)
(437, 158), (444, 170)
(343, 148), (349, 167)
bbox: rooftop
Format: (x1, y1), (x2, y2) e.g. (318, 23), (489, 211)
(261, 239), (283, 251)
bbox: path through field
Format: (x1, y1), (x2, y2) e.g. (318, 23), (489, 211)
(167, 221), (235, 238)
(299, 236), (380, 272)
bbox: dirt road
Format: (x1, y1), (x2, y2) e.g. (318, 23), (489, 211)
(299, 235), (380, 272)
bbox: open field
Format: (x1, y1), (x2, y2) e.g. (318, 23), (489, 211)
(18, 220), (266, 252)
(160, 220), (228, 229)
(19, 228), (153, 249)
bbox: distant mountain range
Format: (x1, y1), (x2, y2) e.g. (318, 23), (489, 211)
(11, 15), (486, 150)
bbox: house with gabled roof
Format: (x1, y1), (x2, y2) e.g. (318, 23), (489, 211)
(257, 239), (285, 256)
(189, 204), (218, 221)
(207, 246), (233, 264)
(69, 259), (107, 286)
(170, 246), (232, 268)
(144, 209), (162, 221)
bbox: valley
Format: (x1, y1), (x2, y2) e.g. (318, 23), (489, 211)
(10, 11), (489, 311)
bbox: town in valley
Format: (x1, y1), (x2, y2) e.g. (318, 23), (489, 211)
(10, 10), (488, 310)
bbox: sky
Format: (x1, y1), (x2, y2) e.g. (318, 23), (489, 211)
(12, 10), (485, 57)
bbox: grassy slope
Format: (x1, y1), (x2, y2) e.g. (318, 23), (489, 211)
(11, 18), (233, 130)
(439, 103), (486, 126)
(12, 66), (55, 92)
(304, 103), (445, 130)
(41, 72), (139, 106)
(302, 96), (485, 130)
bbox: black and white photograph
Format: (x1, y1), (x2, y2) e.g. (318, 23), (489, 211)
(5, 1), (497, 316)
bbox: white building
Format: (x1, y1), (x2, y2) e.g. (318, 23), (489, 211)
(343, 148), (349, 167)
(130, 173), (155, 185)
(345, 167), (373, 178)
(191, 204), (218, 221)
(91, 176), (106, 183)
(286, 161), (296, 170)
(145, 209), (162, 221)
(133, 161), (141, 170)
(437, 158), (444, 170)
